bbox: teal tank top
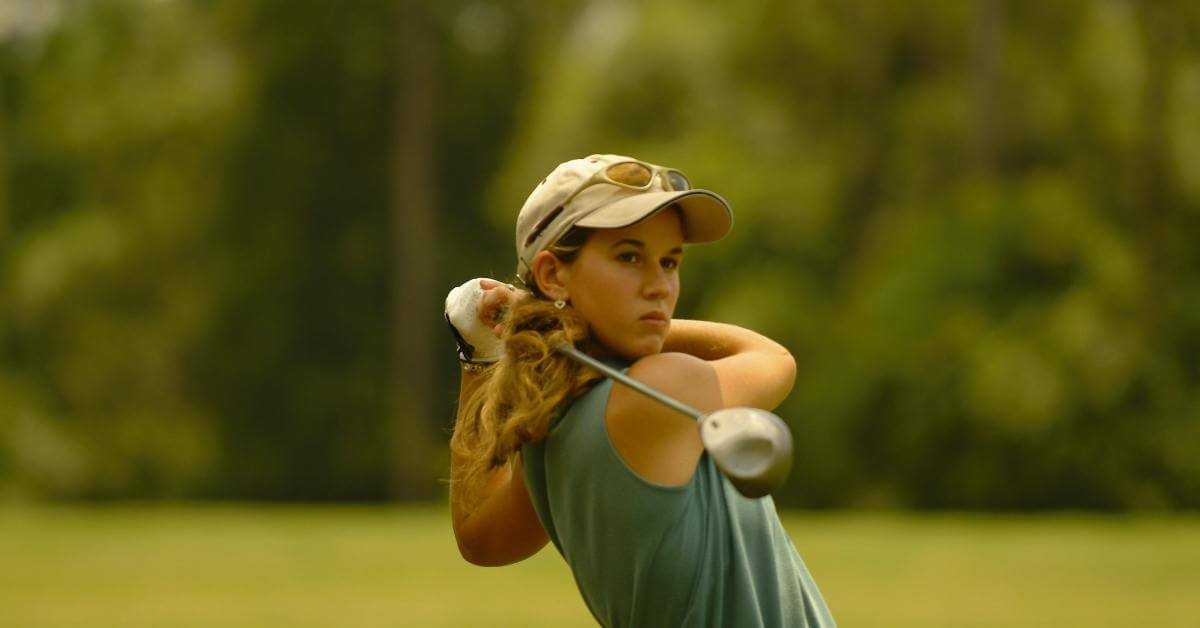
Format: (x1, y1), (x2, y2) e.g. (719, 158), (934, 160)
(521, 355), (836, 627)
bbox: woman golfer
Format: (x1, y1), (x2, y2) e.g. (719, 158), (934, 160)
(444, 154), (835, 627)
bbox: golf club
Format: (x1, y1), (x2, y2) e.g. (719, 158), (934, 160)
(554, 343), (793, 498)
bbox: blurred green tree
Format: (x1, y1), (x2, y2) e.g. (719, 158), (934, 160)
(493, 0), (1200, 509)
(1, 0), (1197, 509)
(2, 0), (243, 497)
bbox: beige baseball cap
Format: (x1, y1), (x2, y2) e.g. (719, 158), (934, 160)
(514, 154), (733, 281)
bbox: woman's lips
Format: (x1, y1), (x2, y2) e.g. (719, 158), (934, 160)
(639, 317), (668, 328)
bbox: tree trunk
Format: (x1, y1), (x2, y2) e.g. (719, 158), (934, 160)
(971, 0), (1002, 176)
(0, 79), (8, 241)
(391, 0), (442, 500)
(1134, 1), (1177, 330)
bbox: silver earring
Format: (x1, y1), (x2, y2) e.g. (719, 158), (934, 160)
(554, 299), (566, 309)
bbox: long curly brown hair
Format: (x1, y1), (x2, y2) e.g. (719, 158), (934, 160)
(449, 227), (606, 516)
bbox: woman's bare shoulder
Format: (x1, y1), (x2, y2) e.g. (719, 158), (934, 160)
(602, 352), (723, 487)
(623, 352), (724, 413)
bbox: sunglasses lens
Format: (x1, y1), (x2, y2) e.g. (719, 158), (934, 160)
(665, 170), (690, 191)
(606, 162), (653, 187)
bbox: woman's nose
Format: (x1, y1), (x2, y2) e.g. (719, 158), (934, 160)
(641, 266), (671, 299)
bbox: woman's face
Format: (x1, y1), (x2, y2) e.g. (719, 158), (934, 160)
(563, 208), (685, 360)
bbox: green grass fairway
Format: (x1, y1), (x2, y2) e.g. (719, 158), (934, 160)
(2, 505), (1197, 627)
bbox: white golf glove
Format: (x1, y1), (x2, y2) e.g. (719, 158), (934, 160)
(444, 277), (506, 364)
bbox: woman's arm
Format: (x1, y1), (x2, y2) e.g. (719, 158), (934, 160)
(448, 283), (549, 566)
(659, 319), (796, 411)
(662, 318), (792, 361)
(451, 457), (548, 566)
(604, 319), (797, 488)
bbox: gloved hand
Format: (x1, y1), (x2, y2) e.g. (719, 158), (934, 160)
(444, 278), (524, 363)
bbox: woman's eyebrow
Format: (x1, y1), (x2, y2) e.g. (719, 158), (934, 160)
(610, 238), (684, 254)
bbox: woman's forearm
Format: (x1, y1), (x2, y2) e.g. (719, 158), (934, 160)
(662, 319), (791, 361)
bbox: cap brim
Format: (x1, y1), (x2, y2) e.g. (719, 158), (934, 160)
(573, 189), (733, 243)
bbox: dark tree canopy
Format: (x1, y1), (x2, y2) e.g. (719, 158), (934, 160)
(1, 0), (1198, 509)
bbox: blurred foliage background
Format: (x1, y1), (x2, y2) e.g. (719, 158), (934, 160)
(1, 0), (1199, 510)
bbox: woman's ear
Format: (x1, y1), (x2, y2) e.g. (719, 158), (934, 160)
(530, 250), (570, 301)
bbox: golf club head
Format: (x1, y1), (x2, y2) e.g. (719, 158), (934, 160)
(699, 407), (793, 499)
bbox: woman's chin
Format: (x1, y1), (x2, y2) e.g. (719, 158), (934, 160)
(619, 336), (665, 360)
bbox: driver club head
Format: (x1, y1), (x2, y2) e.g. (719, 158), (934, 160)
(699, 407), (794, 498)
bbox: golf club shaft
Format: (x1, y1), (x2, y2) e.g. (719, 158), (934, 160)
(553, 343), (704, 422)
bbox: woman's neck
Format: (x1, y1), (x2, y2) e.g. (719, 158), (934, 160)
(587, 343), (645, 367)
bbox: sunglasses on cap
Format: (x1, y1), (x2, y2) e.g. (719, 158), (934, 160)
(561, 159), (691, 207)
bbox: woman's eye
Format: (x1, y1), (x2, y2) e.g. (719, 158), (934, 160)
(617, 252), (679, 269)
